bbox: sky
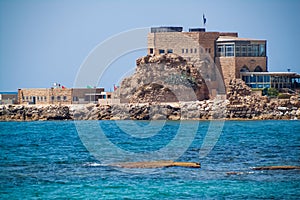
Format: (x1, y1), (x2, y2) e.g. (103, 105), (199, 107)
(0, 0), (300, 91)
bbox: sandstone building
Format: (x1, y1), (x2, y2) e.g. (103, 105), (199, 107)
(147, 26), (300, 93)
(148, 27), (267, 87)
(18, 87), (111, 105)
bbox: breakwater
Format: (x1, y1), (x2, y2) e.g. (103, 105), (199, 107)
(1, 97), (299, 121)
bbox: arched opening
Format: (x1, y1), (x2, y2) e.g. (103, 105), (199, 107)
(240, 65), (250, 72)
(254, 66), (263, 72)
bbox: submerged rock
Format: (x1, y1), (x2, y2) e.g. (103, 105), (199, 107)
(111, 161), (201, 168)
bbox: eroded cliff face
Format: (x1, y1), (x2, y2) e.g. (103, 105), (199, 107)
(115, 54), (209, 103)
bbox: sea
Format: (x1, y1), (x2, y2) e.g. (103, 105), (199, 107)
(0, 120), (299, 199)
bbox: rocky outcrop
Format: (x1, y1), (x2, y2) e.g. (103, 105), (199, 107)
(115, 54), (209, 103)
(111, 161), (200, 168)
(0, 105), (71, 121)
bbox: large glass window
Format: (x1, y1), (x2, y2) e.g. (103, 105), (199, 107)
(264, 76), (270, 82)
(235, 45), (241, 57)
(250, 75), (256, 82)
(242, 75), (250, 83)
(217, 45), (225, 57)
(257, 75), (264, 82)
(231, 43), (266, 57)
(225, 44), (234, 57)
(241, 45), (247, 56)
(247, 45), (252, 56)
(259, 44), (266, 56)
(253, 45), (259, 56)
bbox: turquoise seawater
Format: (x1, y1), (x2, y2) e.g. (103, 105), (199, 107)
(0, 120), (299, 199)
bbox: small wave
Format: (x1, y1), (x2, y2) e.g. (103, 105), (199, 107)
(83, 162), (106, 167)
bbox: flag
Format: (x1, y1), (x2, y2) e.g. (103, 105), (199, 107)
(203, 14), (207, 26)
(113, 84), (118, 91)
(62, 85), (66, 89)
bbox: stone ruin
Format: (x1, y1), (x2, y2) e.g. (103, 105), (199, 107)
(114, 54), (209, 103)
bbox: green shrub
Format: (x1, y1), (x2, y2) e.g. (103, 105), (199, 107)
(278, 93), (291, 99)
(267, 88), (279, 97)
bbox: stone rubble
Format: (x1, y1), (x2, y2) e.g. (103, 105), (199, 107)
(1, 92), (299, 121)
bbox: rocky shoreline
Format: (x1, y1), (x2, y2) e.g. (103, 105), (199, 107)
(1, 97), (299, 121)
(1, 78), (299, 121)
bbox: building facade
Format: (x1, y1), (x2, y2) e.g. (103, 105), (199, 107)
(18, 87), (105, 105)
(147, 26), (300, 93)
(240, 72), (300, 91)
(0, 92), (18, 104)
(147, 26), (267, 87)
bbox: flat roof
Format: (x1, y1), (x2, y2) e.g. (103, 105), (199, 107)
(240, 72), (300, 77)
(0, 92), (17, 94)
(217, 36), (266, 42)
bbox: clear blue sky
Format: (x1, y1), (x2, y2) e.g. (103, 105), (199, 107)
(0, 0), (299, 91)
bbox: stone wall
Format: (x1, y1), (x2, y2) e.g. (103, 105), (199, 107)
(235, 57), (267, 73)
(215, 57), (236, 87)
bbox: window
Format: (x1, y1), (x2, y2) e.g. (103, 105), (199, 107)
(241, 45), (247, 56)
(235, 45), (241, 57)
(253, 45), (259, 56)
(167, 49), (173, 53)
(240, 66), (250, 72)
(185, 49), (188, 53)
(44, 96), (47, 101)
(235, 44), (264, 57)
(257, 76), (264, 82)
(200, 48), (204, 53)
(247, 45), (252, 57)
(217, 45), (225, 57)
(159, 49), (165, 54)
(257, 84), (264, 88)
(225, 44), (234, 57)
(182, 49), (185, 53)
(57, 96), (61, 101)
(242, 76), (250, 83)
(264, 76), (270, 82)
(149, 48), (153, 54)
(254, 66), (263, 72)
(190, 49), (193, 53)
(259, 44), (265, 56)
(73, 96), (79, 101)
(194, 48), (197, 53)
(51, 96), (54, 101)
(63, 96), (67, 101)
(250, 75), (256, 82)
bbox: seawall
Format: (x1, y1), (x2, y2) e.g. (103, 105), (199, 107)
(1, 98), (299, 121)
